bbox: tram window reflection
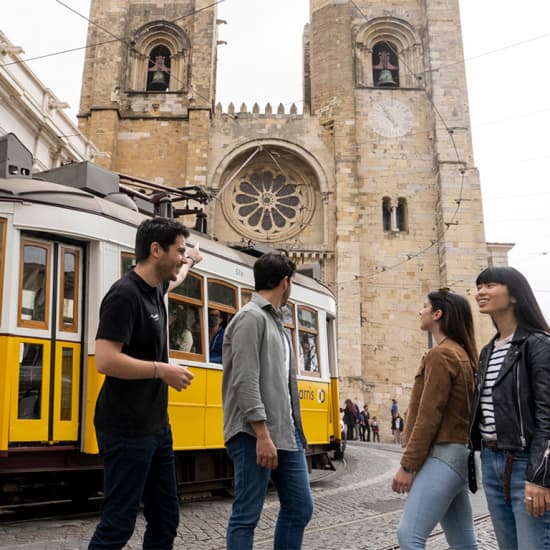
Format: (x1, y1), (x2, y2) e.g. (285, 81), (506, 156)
(208, 309), (230, 363)
(19, 242), (50, 327)
(18, 342), (43, 419)
(169, 300), (202, 355)
(299, 333), (319, 374)
(207, 280), (237, 364)
(297, 305), (320, 375)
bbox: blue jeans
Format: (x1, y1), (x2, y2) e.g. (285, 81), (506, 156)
(397, 457), (478, 549)
(89, 425), (179, 549)
(226, 431), (314, 550)
(481, 448), (550, 549)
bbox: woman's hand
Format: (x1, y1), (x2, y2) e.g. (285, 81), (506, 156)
(392, 466), (414, 494)
(524, 481), (550, 517)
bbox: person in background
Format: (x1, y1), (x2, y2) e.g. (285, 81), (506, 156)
(222, 252), (313, 549)
(89, 218), (202, 549)
(393, 413), (404, 445)
(391, 399), (399, 441)
(371, 417), (380, 443)
(360, 404), (371, 442)
(393, 289), (478, 550)
(343, 399), (359, 441)
(169, 303), (193, 353)
(208, 308), (226, 363)
(470, 267), (550, 549)
(391, 398), (399, 417)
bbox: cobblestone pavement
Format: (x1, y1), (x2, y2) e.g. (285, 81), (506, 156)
(0, 442), (497, 549)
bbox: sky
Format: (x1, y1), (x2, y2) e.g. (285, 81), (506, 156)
(2, 0), (550, 318)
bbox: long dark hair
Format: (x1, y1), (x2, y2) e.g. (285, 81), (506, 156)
(428, 290), (478, 368)
(476, 266), (549, 332)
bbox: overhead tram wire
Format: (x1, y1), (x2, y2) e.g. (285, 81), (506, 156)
(2, 0), (225, 69)
(46, 0), (221, 107)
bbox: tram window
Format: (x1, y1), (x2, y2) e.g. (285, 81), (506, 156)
(281, 303), (298, 371)
(0, 218), (6, 321)
(60, 347), (73, 421)
(172, 272), (202, 300)
(18, 342), (43, 419)
(168, 273), (204, 360)
(18, 241), (50, 329)
(169, 299), (202, 355)
(121, 252), (135, 275)
(241, 288), (253, 307)
(297, 306), (320, 375)
(59, 247), (79, 332)
(208, 281), (236, 309)
(208, 280), (237, 364)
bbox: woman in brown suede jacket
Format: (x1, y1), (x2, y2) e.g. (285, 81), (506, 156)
(392, 289), (478, 549)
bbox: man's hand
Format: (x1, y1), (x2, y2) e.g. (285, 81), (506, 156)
(187, 242), (203, 265)
(158, 362), (194, 391)
(256, 433), (278, 470)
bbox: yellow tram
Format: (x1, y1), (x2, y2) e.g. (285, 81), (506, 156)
(0, 134), (341, 502)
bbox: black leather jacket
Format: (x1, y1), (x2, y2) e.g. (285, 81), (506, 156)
(470, 326), (550, 488)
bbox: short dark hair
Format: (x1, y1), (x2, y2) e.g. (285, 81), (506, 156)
(135, 217), (189, 263)
(476, 266), (549, 332)
(253, 252), (296, 291)
(428, 289), (478, 367)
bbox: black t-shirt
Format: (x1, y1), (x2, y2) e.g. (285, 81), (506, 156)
(94, 270), (170, 436)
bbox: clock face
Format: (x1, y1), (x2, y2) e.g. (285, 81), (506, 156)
(368, 99), (414, 138)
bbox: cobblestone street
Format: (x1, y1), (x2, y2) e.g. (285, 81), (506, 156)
(0, 442), (497, 549)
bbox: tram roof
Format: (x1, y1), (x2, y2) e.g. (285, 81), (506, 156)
(0, 176), (334, 300)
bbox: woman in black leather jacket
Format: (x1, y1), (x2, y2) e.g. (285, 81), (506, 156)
(470, 266), (550, 549)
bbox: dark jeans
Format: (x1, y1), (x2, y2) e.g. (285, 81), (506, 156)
(359, 424), (371, 441)
(226, 430), (314, 549)
(89, 425), (179, 550)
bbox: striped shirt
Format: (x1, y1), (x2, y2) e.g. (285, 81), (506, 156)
(479, 336), (513, 441)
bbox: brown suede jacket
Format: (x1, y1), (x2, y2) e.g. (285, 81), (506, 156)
(401, 339), (475, 472)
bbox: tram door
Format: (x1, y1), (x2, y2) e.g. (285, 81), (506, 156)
(9, 238), (83, 444)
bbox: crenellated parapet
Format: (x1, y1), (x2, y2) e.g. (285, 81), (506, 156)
(214, 101), (304, 118)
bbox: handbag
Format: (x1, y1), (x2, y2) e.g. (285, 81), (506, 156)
(467, 449), (477, 493)
(462, 360), (478, 493)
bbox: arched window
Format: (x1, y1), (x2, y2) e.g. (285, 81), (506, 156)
(372, 42), (399, 87)
(354, 17), (424, 89)
(397, 197), (408, 231)
(147, 45), (171, 91)
(127, 21), (190, 92)
(382, 197), (392, 232)
(382, 196), (408, 233)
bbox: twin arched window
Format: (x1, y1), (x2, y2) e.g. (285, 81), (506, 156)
(383, 197), (408, 233)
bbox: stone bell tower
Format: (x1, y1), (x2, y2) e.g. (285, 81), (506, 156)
(78, 0), (219, 188)
(304, 0), (492, 408)
(78, 0), (494, 416)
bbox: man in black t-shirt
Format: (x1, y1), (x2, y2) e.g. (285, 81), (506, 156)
(89, 217), (202, 550)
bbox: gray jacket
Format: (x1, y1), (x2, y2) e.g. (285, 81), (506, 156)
(222, 293), (306, 450)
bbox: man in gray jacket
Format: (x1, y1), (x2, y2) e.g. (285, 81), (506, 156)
(222, 252), (313, 550)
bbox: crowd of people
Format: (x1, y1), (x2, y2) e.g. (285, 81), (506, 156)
(86, 215), (550, 550)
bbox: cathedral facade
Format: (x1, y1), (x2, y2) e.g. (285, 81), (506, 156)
(78, 0), (494, 414)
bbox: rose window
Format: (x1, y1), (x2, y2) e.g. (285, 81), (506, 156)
(222, 166), (315, 242)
